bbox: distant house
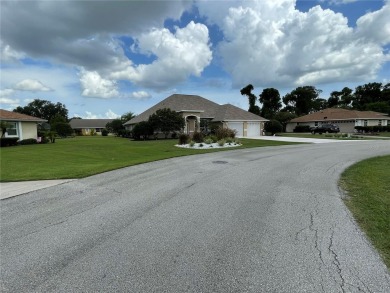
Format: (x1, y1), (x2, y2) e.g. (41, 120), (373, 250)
(123, 94), (268, 137)
(69, 119), (114, 135)
(0, 109), (47, 140)
(286, 108), (389, 133)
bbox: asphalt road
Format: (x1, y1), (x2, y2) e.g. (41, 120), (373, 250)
(1, 141), (390, 292)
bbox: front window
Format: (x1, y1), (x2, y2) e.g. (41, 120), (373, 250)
(6, 122), (18, 136)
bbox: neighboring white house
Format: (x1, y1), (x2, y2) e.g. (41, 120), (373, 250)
(0, 109), (47, 140)
(124, 94), (268, 137)
(286, 108), (389, 133)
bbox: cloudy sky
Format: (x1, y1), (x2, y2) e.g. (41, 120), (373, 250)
(1, 0), (389, 119)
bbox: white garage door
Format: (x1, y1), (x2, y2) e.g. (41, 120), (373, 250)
(227, 122), (243, 137)
(247, 122), (261, 137)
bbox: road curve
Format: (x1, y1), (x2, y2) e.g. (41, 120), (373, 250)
(1, 141), (390, 292)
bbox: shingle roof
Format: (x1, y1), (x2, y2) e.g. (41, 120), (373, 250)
(69, 119), (114, 129)
(212, 104), (267, 122)
(290, 108), (389, 123)
(124, 94), (266, 125)
(0, 109), (47, 122)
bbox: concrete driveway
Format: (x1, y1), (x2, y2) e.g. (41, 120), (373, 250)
(0, 179), (75, 200)
(1, 141), (390, 292)
(245, 135), (355, 143)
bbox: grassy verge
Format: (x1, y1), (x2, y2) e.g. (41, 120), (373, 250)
(340, 155), (390, 268)
(0, 136), (299, 182)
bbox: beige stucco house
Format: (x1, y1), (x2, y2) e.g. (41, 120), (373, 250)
(124, 94), (268, 137)
(286, 108), (389, 133)
(0, 109), (47, 140)
(69, 119), (114, 135)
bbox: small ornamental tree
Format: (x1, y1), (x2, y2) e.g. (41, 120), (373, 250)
(106, 119), (125, 136)
(264, 120), (283, 135)
(132, 121), (154, 140)
(148, 108), (185, 139)
(52, 122), (73, 137)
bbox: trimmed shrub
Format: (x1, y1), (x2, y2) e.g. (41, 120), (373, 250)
(192, 131), (204, 143)
(189, 140), (195, 147)
(0, 137), (19, 147)
(215, 127), (236, 140)
(225, 137), (234, 143)
(101, 129), (109, 136)
(132, 121), (154, 140)
(293, 125), (311, 133)
(178, 133), (189, 145)
(217, 139), (225, 146)
(264, 120), (283, 135)
(205, 135), (218, 143)
(204, 138), (213, 144)
(19, 138), (37, 145)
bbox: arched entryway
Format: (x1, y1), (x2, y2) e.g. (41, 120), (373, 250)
(185, 115), (200, 134)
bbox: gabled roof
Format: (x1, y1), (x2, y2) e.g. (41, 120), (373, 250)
(69, 119), (114, 129)
(290, 108), (389, 123)
(212, 104), (267, 122)
(124, 94), (266, 125)
(0, 109), (47, 122)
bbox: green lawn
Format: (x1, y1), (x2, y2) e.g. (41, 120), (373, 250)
(0, 136), (298, 182)
(340, 156), (390, 268)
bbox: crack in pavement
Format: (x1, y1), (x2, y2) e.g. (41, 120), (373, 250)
(328, 229), (346, 293)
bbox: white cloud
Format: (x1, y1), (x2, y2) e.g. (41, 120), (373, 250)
(14, 79), (52, 92)
(105, 109), (120, 119)
(74, 109), (119, 119)
(80, 69), (119, 99)
(0, 97), (19, 104)
(0, 0), (189, 70)
(356, 1), (390, 45)
(0, 43), (25, 62)
(128, 91), (152, 100)
(0, 89), (15, 98)
(110, 21), (212, 90)
(198, 0), (389, 88)
(0, 97), (20, 109)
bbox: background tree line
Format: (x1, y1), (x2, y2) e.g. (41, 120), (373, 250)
(12, 99), (183, 140)
(241, 82), (390, 132)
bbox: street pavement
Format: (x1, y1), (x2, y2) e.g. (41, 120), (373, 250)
(1, 141), (390, 292)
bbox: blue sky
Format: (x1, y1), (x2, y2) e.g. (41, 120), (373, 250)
(1, 0), (389, 119)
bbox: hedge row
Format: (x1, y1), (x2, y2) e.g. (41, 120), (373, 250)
(0, 137), (19, 147)
(355, 126), (390, 132)
(293, 125), (311, 133)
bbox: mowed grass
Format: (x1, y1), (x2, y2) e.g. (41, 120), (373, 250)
(340, 155), (390, 268)
(0, 136), (298, 182)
